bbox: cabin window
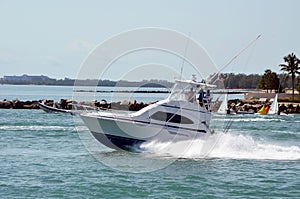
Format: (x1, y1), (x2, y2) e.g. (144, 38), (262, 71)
(150, 111), (194, 124)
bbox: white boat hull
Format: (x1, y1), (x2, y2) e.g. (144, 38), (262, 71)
(80, 111), (211, 151)
(80, 78), (216, 151)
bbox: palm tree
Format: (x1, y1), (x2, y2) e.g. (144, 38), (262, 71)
(279, 53), (300, 100)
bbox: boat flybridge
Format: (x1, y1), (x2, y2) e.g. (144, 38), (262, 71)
(80, 76), (217, 151)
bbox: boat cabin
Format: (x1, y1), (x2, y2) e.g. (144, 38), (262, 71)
(168, 79), (216, 111)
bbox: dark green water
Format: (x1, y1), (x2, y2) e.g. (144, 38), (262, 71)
(1, 109), (300, 198)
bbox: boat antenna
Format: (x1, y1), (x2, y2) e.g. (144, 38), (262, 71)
(180, 32), (191, 80)
(208, 34), (262, 84)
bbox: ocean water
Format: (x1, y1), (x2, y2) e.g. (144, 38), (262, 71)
(1, 85), (300, 198)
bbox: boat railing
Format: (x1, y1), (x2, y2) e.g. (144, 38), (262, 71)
(72, 103), (100, 113)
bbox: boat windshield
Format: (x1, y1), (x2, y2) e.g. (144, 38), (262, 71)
(168, 82), (199, 104)
(168, 80), (214, 108)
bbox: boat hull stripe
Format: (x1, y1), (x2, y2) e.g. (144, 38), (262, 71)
(90, 115), (207, 134)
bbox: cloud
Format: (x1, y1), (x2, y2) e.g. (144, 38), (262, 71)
(66, 39), (96, 52)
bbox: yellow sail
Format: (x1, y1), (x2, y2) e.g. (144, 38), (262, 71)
(257, 105), (267, 114)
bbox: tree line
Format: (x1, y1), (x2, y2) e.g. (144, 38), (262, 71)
(220, 72), (296, 90)
(0, 77), (173, 88)
(1, 72), (298, 90)
(219, 53), (300, 99)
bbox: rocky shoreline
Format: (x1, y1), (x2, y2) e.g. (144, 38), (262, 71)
(225, 99), (300, 114)
(0, 99), (151, 112)
(1, 98), (300, 114)
(0, 99), (41, 109)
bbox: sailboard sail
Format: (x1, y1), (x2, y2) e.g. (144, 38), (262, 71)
(257, 105), (267, 114)
(268, 94), (278, 114)
(217, 94), (228, 114)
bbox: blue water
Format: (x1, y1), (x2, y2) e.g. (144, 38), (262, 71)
(1, 85), (300, 198)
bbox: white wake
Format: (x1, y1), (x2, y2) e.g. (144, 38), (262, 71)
(140, 132), (300, 161)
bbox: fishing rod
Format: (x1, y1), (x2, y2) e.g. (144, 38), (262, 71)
(180, 32), (191, 80)
(207, 34), (262, 84)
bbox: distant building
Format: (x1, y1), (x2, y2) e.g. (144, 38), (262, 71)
(285, 89), (299, 94)
(1, 74), (57, 85)
(3, 74), (53, 82)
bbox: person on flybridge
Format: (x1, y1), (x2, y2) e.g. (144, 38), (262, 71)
(185, 75), (212, 107)
(196, 85), (212, 108)
(187, 87), (196, 103)
(198, 87), (205, 106)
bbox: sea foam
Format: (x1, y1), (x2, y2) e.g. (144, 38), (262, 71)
(140, 132), (300, 161)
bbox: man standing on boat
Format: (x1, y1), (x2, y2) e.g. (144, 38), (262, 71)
(198, 88), (205, 106)
(187, 87), (196, 103)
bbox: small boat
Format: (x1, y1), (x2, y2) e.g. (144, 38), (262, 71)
(236, 110), (255, 114)
(256, 94), (278, 115)
(272, 94), (290, 116)
(39, 102), (74, 115)
(80, 77), (217, 151)
(216, 94), (253, 115)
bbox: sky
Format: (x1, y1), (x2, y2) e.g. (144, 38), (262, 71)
(0, 0), (299, 81)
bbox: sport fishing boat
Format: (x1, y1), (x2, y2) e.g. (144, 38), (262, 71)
(80, 76), (217, 151)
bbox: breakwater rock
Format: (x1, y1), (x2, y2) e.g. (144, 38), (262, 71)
(227, 99), (300, 114)
(0, 99), (41, 109)
(1, 98), (300, 114)
(73, 99), (151, 111)
(0, 99), (152, 112)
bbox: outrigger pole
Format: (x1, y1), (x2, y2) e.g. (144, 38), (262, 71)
(207, 34), (262, 84)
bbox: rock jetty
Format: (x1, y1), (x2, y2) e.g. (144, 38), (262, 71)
(1, 98), (300, 114)
(226, 99), (300, 114)
(0, 99), (41, 109)
(0, 99), (152, 112)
